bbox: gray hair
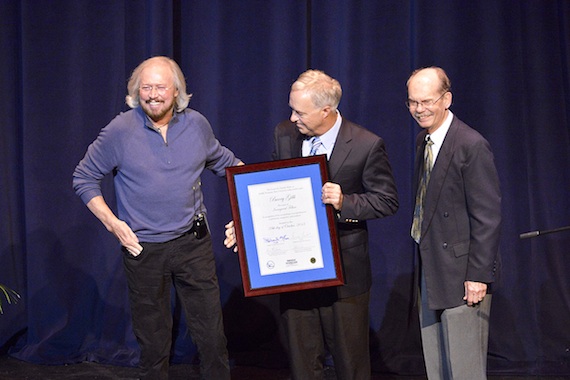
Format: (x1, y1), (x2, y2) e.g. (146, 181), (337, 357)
(125, 56), (192, 112)
(291, 70), (342, 110)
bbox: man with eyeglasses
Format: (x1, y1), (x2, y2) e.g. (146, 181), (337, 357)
(73, 56), (242, 379)
(406, 67), (501, 379)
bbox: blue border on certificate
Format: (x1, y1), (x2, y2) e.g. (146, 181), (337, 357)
(233, 163), (337, 290)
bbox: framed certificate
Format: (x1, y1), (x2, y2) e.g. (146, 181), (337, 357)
(226, 155), (344, 297)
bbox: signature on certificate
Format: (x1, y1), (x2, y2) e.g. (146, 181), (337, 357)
(263, 235), (290, 244)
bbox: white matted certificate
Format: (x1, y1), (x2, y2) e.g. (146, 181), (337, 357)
(226, 156), (344, 297)
(248, 177), (324, 276)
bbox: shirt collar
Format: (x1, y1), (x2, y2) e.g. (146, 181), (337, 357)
(318, 111), (342, 151)
(139, 107), (179, 129)
(428, 110), (453, 146)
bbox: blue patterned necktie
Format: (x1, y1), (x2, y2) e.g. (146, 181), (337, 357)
(411, 136), (434, 243)
(309, 136), (322, 156)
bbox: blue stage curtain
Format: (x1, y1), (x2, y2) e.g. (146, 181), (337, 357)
(1, 0), (568, 375)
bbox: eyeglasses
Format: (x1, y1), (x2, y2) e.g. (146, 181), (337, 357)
(406, 92), (447, 109)
(139, 85), (172, 96)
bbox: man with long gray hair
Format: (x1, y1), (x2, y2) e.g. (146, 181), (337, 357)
(74, 56), (242, 379)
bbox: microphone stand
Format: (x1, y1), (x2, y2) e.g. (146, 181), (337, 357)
(519, 225), (570, 239)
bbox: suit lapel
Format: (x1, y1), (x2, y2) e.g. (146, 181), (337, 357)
(413, 131), (428, 195)
(280, 126), (304, 159)
(328, 120), (352, 180)
(422, 117), (459, 232)
(292, 133), (303, 158)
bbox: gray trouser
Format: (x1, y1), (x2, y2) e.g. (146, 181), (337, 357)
(419, 274), (491, 380)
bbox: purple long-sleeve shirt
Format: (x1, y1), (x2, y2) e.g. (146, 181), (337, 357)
(73, 107), (240, 243)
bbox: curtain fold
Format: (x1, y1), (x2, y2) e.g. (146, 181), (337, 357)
(0, 0), (568, 375)
(0, 0), (27, 354)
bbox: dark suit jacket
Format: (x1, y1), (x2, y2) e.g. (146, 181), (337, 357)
(273, 118), (398, 299)
(414, 115), (501, 310)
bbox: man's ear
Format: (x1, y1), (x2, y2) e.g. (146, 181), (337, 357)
(444, 92), (453, 110)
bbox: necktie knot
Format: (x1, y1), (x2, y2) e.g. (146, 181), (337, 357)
(309, 136), (322, 156)
(424, 136), (434, 171)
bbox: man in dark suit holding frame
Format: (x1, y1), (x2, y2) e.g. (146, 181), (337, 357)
(407, 66), (501, 379)
(226, 69), (398, 379)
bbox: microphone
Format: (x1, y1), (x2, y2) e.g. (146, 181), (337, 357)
(519, 225), (570, 239)
(519, 230), (540, 239)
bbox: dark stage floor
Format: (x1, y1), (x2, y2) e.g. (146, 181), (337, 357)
(1, 356), (569, 380)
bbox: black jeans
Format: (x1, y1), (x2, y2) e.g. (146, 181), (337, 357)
(122, 231), (230, 380)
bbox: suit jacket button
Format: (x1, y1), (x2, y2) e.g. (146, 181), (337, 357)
(443, 212), (449, 217)
(442, 242), (448, 249)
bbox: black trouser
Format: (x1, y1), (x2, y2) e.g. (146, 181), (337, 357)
(281, 288), (371, 380)
(122, 231), (230, 380)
